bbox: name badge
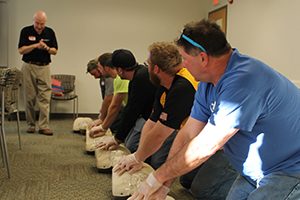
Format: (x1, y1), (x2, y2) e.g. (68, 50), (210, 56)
(28, 36), (36, 41)
(160, 112), (168, 121)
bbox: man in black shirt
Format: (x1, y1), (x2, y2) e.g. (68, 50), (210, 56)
(18, 10), (58, 135)
(96, 49), (157, 153)
(113, 42), (198, 174)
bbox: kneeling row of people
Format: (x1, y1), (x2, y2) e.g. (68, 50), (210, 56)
(85, 41), (237, 199)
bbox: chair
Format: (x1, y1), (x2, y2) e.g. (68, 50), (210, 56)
(0, 67), (22, 178)
(50, 74), (78, 119)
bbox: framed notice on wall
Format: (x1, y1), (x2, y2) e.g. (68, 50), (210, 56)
(208, 5), (227, 35)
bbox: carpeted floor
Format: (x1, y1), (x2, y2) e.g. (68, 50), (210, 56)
(0, 118), (193, 200)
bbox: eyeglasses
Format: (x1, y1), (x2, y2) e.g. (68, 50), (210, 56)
(143, 61), (149, 67)
(181, 34), (207, 53)
(144, 59), (152, 68)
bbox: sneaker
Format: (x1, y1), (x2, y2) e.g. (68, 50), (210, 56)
(38, 129), (53, 136)
(26, 127), (35, 133)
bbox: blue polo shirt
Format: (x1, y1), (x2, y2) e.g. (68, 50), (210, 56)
(191, 49), (300, 183)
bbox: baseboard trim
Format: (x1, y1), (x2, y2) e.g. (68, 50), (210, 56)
(51, 113), (98, 119)
(7, 111), (98, 121)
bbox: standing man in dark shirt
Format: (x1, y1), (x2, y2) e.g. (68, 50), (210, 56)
(18, 10), (58, 135)
(96, 49), (157, 153)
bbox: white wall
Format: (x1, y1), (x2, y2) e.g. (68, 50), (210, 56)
(7, 0), (209, 113)
(0, 0), (8, 67)
(209, 0), (300, 87)
(7, 0), (299, 114)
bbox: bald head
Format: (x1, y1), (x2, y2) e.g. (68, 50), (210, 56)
(33, 10), (47, 34)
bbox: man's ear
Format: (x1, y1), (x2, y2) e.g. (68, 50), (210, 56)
(153, 65), (160, 74)
(200, 52), (208, 65)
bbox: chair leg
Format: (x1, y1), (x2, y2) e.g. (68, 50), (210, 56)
(76, 97), (79, 118)
(0, 88), (11, 178)
(0, 118), (11, 178)
(0, 138), (3, 167)
(16, 110), (21, 150)
(49, 99), (52, 120)
(73, 99), (75, 120)
(0, 120), (5, 167)
(16, 89), (21, 149)
(0, 123), (6, 167)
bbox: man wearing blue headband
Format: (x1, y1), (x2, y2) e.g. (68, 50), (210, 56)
(130, 19), (300, 200)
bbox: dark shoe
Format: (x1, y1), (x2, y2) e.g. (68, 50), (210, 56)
(38, 129), (53, 136)
(97, 167), (112, 174)
(26, 127), (35, 133)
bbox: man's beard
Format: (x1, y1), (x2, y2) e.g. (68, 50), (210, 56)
(149, 72), (161, 87)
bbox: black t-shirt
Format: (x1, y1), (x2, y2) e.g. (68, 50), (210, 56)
(150, 75), (196, 129)
(115, 65), (157, 142)
(18, 25), (58, 64)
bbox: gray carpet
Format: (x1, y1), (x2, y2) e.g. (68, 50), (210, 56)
(0, 118), (193, 200)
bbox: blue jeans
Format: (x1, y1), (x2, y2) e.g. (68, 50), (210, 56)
(226, 172), (300, 200)
(124, 118), (146, 153)
(110, 107), (124, 134)
(150, 130), (177, 169)
(180, 150), (237, 200)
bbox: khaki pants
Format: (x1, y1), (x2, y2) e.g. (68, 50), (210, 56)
(21, 62), (51, 129)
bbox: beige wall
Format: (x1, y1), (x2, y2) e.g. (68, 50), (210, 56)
(209, 0), (300, 87)
(5, 0), (299, 114)
(7, 0), (209, 113)
(0, 1), (8, 66)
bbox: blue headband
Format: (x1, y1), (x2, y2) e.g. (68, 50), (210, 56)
(181, 34), (207, 53)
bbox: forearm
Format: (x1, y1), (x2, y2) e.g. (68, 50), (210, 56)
(154, 135), (211, 184)
(19, 43), (57, 55)
(99, 95), (113, 121)
(159, 136), (187, 187)
(155, 124), (238, 184)
(166, 129), (189, 161)
(140, 119), (155, 133)
(159, 122), (198, 188)
(101, 103), (122, 130)
(18, 44), (38, 55)
(167, 117), (206, 163)
(92, 119), (102, 126)
(135, 122), (174, 162)
(48, 47), (57, 55)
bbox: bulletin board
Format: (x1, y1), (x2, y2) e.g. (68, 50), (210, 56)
(208, 5), (227, 35)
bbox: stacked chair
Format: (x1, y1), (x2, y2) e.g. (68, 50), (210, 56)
(0, 67), (22, 178)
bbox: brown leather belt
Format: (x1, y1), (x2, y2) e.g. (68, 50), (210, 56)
(27, 61), (49, 66)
